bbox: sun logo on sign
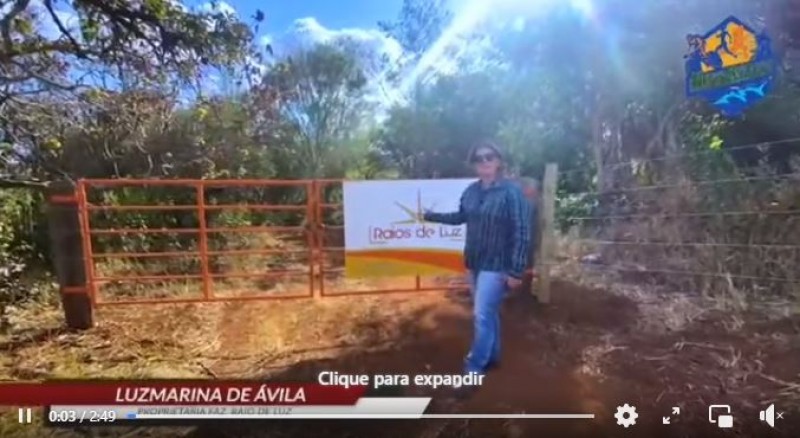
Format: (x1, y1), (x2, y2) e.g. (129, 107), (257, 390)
(392, 190), (437, 224)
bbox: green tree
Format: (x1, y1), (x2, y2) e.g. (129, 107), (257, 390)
(255, 43), (372, 178)
(376, 71), (510, 178)
(0, 0), (258, 183)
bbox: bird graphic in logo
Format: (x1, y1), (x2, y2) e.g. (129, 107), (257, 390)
(713, 81), (769, 105)
(392, 190), (437, 224)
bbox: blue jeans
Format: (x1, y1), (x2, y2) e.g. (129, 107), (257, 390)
(464, 271), (507, 373)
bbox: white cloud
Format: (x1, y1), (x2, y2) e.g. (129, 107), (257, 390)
(199, 1), (237, 16)
(273, 17), (403, 64)
(168, 0), (189, 12)
(197, 0), (239, 34)
(261, 14), (511, 110)
(266, 17), (406, 108)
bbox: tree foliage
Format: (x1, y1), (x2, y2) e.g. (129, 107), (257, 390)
(0, 0), (258, 183)
(2, 0), (800, 311)
(257, 43), (371, 177)
(378, 0), (452, 57)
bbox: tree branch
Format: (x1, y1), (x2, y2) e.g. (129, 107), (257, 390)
(75, 0), (166, 55)
(0, 177), (48, 189)
(42, 0), (88, 60)
(8, 60), (82, 91)
(0, 41), (100, 63)
(0, 0), (31, 55)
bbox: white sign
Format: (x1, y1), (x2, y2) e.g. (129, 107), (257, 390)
(343, 179), (474, 277)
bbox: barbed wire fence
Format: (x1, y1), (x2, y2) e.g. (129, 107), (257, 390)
(548, 136), (800, 304)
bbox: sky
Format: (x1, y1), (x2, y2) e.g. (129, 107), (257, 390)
(180, 0), (421, 104)
(6, 0), (418, 102)
(188, 0), (408, 36)
(18, 0), (411, 48)
(181, 0), (487, 104)
(11, 0), (599, 105)
(187, 0), (433, 64)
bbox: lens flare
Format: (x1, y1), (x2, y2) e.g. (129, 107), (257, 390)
(396, 0), (602, 98)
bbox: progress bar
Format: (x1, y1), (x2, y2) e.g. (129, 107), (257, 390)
(420, 414), (595, 419)
(133, 413), (596, 420)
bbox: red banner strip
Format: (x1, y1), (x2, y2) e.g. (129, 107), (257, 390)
(0, 381), (367, 406)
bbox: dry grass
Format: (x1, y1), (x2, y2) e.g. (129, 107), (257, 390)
(2, 303), (223, 381)
(555, 253), (800, 413)
(554, 168), (800, 421)
(3, 157), (799, 436)
(564, 158), (800, 305)
(0, 297), (221, 438)
(0, 279), (449, 438)
(577, 334), (626, 379)
(555, 159), (800, 338)
(94, 232), (309, 302)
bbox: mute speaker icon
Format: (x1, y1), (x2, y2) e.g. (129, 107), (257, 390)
(759, 404), (775, 428)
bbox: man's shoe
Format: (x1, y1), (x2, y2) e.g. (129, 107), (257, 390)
(451, 374), (481, 401)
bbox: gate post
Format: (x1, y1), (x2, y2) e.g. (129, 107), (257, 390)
(46, 180), (94, 329)
(536, 163), (558, 304)
(518, 177), (539, 296)
(309, 180), (321, 299)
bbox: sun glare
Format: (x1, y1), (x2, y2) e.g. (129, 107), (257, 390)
(570, 0), (595, 17)
(397, 0), (597, 96)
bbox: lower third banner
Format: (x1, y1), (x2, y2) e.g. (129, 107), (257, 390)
(47, 398), (434, 425)
(0, 381), (434, 425)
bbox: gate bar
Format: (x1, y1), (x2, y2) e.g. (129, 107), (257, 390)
(196, 182), (212, 300)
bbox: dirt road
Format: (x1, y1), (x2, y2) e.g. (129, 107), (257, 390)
(192, 279), (800, 438)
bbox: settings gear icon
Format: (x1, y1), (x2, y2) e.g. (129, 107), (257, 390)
(614, 403), (639, 428)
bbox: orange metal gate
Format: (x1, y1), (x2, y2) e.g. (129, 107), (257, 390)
(76, 178), (465, 306)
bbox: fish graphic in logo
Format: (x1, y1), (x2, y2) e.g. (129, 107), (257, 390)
(684, 16), (777, 117)
(392, 190), (437, 224)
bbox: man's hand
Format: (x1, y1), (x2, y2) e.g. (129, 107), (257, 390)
(506, 275), (522, 289)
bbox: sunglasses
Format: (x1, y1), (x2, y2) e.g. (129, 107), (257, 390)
(471, 152), (498, 164)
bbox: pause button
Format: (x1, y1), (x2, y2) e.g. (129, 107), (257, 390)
(18, 408), (32, 424)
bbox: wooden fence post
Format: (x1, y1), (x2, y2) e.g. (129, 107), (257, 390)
(536, 163), (558, 304)
(46, 180), (94, 330)
(518, 177), (539, 297)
